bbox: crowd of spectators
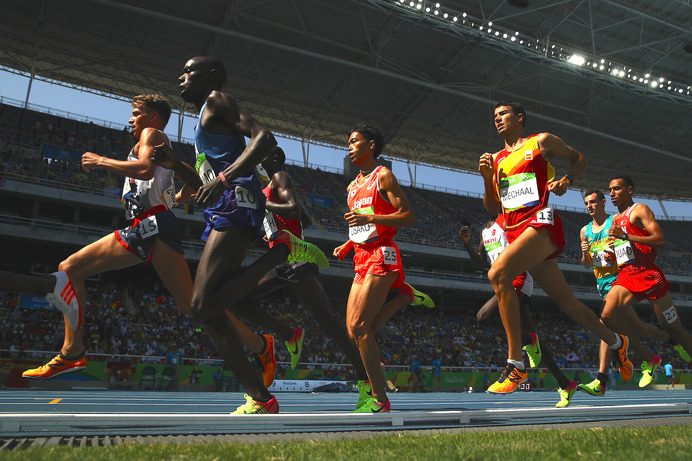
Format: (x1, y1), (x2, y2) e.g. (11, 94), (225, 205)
(2, 278), (690, 374)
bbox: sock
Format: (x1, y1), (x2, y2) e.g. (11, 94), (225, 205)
(508, 359), (525, 370)
(597, 372), (608, 388)
(608, 333), (622, 350)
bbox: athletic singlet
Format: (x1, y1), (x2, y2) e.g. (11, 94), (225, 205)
(193, 102), (263, 199)
(481, 214), (534, 296)
(262, 176), (303, 240)
(346, 165), (397, 245)
(613, 203), (657, 268)
(584, 214), (618, 296)
(494, 135), (555, 230)
(121, 146), (176, 221)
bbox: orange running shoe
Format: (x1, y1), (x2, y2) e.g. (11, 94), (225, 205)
(22, 354), (86, 379)
(256, 335), (276, 388)
(613, 334), (633, 382)
(486, 363), (527, 394)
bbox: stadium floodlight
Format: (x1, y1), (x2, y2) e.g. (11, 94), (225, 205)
(567, 55), (586, 66)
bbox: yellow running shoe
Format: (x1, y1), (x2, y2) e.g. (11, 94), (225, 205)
(285, 327), (305, 370)
(523, 333), (542, 368)
(351, 397), (390, 413)
(231, 394), (279, 414)
(639, 354), (661, 388)
(556, 381), (576, 408)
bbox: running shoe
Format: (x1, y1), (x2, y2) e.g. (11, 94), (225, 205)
(639, 353), (661, 388)
(674, 344), (691, 363)
(45, 271), (83, 332)
(522, 333), (542, 368)
(613, 334), (633, 382)
(273, 230), (329, 269)
(255, 335), (276, 388)
(356, 379), (372, 409)
(555, 381), (577, 408)
(486, 363), (527, 394)
(578, 378), (606, 397)
(272, 261), (312, 283)
(22, 354), (86, 379)
(285, 327), (305, 370)
(400, 283), (435, 308)
(231, 394), (279, 414)
(351, 397), (390, 413)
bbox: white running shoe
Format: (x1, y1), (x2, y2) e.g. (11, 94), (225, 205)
(45, 271), (82, 332)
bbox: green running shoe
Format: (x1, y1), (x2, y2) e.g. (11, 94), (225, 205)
(275, 230), (329, 268)
(578, 378), (606, 397)
(674, 344), (691, 363)
(356, 379), (372, 409)
(522, 333), (542, 368)
(401, 283), (435, 308)
(285, 327), (305, 370)
(351, 397), (390, 413)
(556, 381), (576, 408)
(231, 394), (279, 414)
(639, 354), (661, 388)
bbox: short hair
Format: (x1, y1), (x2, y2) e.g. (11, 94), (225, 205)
(584, 189), (605, 201)
(133, 94), (171, 126)
(494, 101), (526, 128)
(193, 56), (227, 90)
(352, 123), (384, 158)
(271, 146), (286, 168)
(610, 175), (634, 188)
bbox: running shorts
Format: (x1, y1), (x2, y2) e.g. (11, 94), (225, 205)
(201, 187), (266, 241)
(505, 207), (565, 260)
(513, 272), (533, 298)
(352, 239), (404, 289)
(613, 263), (670, 301)
(115, 209), (183, 264)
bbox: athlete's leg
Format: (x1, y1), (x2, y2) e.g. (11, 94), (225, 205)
(150, 239), (193, 316)
(370, 292), (412, 332)
(530, 258), (619, 347)
(56, 233), (142, 356)
(0, 272), (55, 295)
(649, 293), (692, 356)
(621, 304), (668, 342)
(488, 226), (561, 363)
(346, 271), (398, 403)
(601, 285), (654, 362)
(191, 227), (270, 402)
(293, 273), (368, 381)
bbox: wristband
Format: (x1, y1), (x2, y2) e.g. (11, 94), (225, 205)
(563, 174), (574, 185)
(218, 171), (230, 188)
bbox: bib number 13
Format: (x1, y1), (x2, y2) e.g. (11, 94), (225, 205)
(535, 207), (554, 225)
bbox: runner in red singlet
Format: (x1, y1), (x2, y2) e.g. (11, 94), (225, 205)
(601, 175), (692, 387)
(479, 101), (631, 393)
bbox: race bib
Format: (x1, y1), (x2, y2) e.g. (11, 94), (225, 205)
(137, 215), (159, 239)
(382, 246), (398, 265)
(348, 206), (378, 244)
(263, 212), (279, 239)
(662, 306), (678, 324)
(613, 239), (635, 266)
(195, 153), (216, 185)
(484, 241), (503, 265)
(590, 241), (616, 268)
(499, 172), (540, 211)
(533, 207), (554, 225)
(235, 186), (259, 209)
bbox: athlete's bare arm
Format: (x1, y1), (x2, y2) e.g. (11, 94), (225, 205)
(579, 225), (593, 269)
(266, 171), (300, 219)
(81, 128), (167, 180)
(536, 132), (587, 197)
(333, 240), (354, 260)
(344, 168), (414, 229)
(458, 225), (488, 269)
(195, 91), (277, 208)
(479, 152), (501, 216)
(609, 203), (666, 249)
(153, 143), (203, 192)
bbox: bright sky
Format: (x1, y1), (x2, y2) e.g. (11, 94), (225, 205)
(1, 70), (690, 219)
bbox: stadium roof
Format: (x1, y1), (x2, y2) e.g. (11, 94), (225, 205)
(1, 0), (691, 199)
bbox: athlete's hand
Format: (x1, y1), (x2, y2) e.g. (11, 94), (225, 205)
(608, 224), (626, 240)
(195, 179), (225, 208)
(333, 241), (353, 260)
(81, 152), (102, 172)
(152, 144), (179, 169)
(547, 178), (569, 196)
(478, 153), (494, 180)
(344, 211), (370, 227)
(604, 244), (616, 265)
(580, 239), (590, 253)
(458, 225), (471, 243)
